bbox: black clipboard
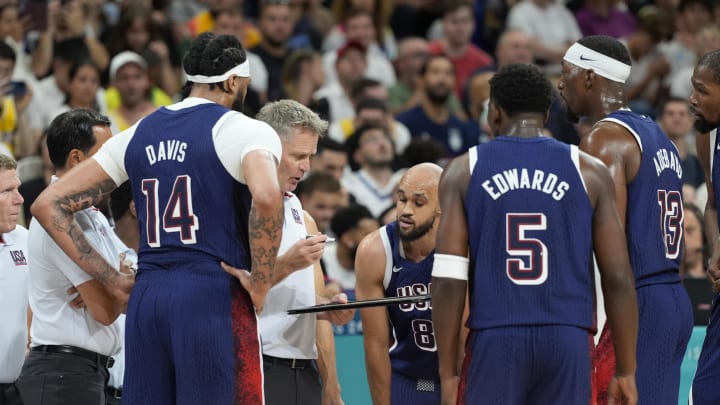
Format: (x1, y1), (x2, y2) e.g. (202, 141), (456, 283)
(287, 294), (431, 314)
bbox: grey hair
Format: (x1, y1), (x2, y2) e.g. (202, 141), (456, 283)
(0, 154), (17, 171)
(255, 99), (328, 140)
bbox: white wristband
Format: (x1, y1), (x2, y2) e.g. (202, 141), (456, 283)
(432, 254), (470, 281)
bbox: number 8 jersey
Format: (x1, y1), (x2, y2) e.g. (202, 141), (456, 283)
(464, 137), (595, 332)
(599, 109), (684, 287)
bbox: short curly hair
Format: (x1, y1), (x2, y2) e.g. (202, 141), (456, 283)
(577, 35), (632, 66)
(489, 63), (552, 116)
(697, 49), (720, 84)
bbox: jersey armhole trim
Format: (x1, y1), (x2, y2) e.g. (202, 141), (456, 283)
(468, 146), (478, 175)
(570, 145), (588, 194)
(380, 226), (393, 290)
(600, 117), (643, 152)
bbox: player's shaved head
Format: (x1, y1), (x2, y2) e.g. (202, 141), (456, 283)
(400, 162), (443, 192)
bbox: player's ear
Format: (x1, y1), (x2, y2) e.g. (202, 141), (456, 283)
(129, 200), (137, 218)
(67, 148), (83, 168)
(585, 69), (595, 89)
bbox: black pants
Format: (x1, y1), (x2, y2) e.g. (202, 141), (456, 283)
(0, 383), (23, 405)
(16, 351), (109, 405)
(263, 356), (321, 405)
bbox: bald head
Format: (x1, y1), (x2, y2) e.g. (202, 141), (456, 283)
(396, 163), (443, 242)
(496, 30), (533, 67)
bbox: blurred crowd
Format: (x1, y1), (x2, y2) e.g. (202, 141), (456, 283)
(1, 0), (717, 286)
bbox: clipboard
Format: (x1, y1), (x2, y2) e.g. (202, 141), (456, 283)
(287, 294), (431, 314)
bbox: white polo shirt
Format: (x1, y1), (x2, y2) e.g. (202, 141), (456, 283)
(0, 225), (29, 383)
(258, 193), (317, 359)
(28, 196), (126, 356)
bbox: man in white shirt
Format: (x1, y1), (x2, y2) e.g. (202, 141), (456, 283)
(17, 109), (131, 405)
(225, 99), (352, 404)
(0, 153), (28, 405)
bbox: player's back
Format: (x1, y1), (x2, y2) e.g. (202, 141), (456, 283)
(601, 109), (684, 286)
(464, 136), (594, 331)
(125, 102), (252, 273)
(381, 221), (438, 382)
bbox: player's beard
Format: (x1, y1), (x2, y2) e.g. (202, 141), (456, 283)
(398, 214), (436, 242)
(563, 101), (580, 124)
(231, 88), (246, 112)
(694, 115), (719, 133)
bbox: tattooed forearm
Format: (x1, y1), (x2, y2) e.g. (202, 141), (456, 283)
(50, 179), (117, 233)
(249, 203), (283, 289)
(49, 179), (119, 284)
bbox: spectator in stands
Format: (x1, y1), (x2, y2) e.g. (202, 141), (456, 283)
(51, 59), (103, 118)
(315, 41), (367, 122)
(494, 29), (533, 67)
(329, 97), (412, 154)
(0, 2), (33, 85)
(574, 0), (637, 38)
(104, 3), (181, 97)
(658, 97), (704, 195)
(670, 24), (720, 99)
(506, 0), (581, 74)
(396, 54), (479, 158)
(311, 137), (348, 182)
(105, 51), (157, 134)
(252, 0), (296, 101)
(0, 42), (32, 158)
(325, 0), (396, 58)
(343, 124), (405, 217)
(681, 204), (707, 279)
(296, 172), (345, 235)
(281, 49), (329, 120)
(428, 0), (493, 98)
(322, 9), (396, 88)
(31, 0), (109, 79)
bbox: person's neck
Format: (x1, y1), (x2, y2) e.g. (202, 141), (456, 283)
(261, 40), (287, 58)
(361, 165), (393, 187)
(69, 100), (95, 110)
(188, 87), (233, 108)
(119, 100), (153, 123)
(503, 115), (546, 138)
(586, 0), (610, 16)
(336, 243), (354, 270)
(669, 136), (688, 158)
(532, 0), (550, 8)
(421, 96), (449, 123)
(401, 228), (438, 263)
(115, 216), (140, 253)
(591, 87), (627, 123)
(441, 38), (468, 58)
(683, 260), (706, 279)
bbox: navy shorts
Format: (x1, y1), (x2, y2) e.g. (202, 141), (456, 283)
(390, 372), (439, 405)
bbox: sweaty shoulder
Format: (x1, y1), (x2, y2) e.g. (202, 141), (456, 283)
(578, 150), (614, 207)
(214, 111), (282, 184)
(355, 228), (388, 281)
(92, 120), (142, 186)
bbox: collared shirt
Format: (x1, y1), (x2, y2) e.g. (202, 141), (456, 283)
(28, 182), (127, 356)
(0, 226), (29, 382)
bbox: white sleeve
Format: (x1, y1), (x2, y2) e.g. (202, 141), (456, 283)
(214, 112), (282, 184)
(247, 52), (268, 93)
(92, 123), (138, 186)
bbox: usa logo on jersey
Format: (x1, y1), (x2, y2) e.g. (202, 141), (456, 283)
(10, 250), (26, 266)
(291, 208), (302, 224)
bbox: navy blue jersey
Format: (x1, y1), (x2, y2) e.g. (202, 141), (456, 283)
(382, 221), (439, 382)
(601, 110), (684, 286)
(712, 130), (720, 232)
(125, 103), (252, 273)
(464, 137), (595, 331)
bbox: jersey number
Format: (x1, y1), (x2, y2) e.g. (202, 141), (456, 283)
(657, 190), (683, 259)
(142, 175), (199, 247)
(506, 213), (548, 285)
(411, 319), (436, 351)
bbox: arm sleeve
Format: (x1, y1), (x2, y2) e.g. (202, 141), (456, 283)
(214, 112), (282, 184)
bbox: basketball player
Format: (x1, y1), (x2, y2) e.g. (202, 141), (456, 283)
(355, 162), (444, 404)
(30, 33), (285, 404)
(558, 35), (692, 405)
(432, 63), (638, 404)
(689, 49), (720, 405)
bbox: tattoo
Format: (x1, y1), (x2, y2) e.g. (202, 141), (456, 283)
(249, 204), (283, 286)
(50, 179), (119, 284)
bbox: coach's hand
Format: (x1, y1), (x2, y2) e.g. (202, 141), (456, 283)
(316, 293), (355, 325)
(278, 235), (328, 273)
(221, 262), (265, 313)
(607, 374), (637, 405)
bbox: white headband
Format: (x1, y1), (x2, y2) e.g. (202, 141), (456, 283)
(563, 43), (631, 84)
(184, 60), (250, 84)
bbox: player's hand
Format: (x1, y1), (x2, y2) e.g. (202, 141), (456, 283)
(607, 374), (637, 405)
(221, 261), (266, 313)
(67, 286), (85, 309)
(316, 293), (355, 325)
(707, 250), (720, 292)
(108, 255), (135, 308)
(440, 376), (459, 405)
